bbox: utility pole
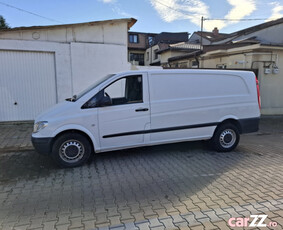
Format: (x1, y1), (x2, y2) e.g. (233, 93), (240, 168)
(200, 16), (204, 50)
(198, 16), (204, 69)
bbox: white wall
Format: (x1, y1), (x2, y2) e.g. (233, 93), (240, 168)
(257, 50), (283, 115)
(145, 44), (161, 66)
(0, 20), (131, 104)
(70, 42), (130, 94)
(0, 21), (128, 45)
(0, 39), (131, 103)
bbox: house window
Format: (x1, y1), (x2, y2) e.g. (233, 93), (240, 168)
(146, 52), (149, 61)
(148, 36), (154, 46)
(129, 53), (145, 66)
(191, 60), (199, 68)
(154, 49), (158, 60)
(129, 34), (138, 43)
(179, 62), (188, 68)
(216, 64), (227, 69)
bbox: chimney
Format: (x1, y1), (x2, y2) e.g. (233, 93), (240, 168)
(212, 27), (219, 36)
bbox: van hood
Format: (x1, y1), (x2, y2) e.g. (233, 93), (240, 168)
(35, 101), (76, 122)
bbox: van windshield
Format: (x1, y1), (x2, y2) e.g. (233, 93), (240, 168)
(67, 74), (115, 101)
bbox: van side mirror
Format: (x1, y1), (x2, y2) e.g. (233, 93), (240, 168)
(100, 96), (112, 106)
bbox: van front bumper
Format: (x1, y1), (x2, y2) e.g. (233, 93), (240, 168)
(31, 137), (53, 155)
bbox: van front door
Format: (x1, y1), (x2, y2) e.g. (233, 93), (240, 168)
(98, 74), (150, 150)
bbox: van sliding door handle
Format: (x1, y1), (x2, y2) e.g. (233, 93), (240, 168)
(135, 108), (149, 112)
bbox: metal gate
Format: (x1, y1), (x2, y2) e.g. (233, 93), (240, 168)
(0, 50), (57, 121)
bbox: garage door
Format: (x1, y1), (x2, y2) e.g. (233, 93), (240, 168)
(0, 50), (57, 121)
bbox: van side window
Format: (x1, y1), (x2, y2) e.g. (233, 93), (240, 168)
(104, 75), (143, 106)
(81, 91), (103, 109)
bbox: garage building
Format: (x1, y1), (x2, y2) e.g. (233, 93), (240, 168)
(0, 18), (136, 121)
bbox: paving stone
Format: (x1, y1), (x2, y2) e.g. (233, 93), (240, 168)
(124, 222), (139, 230)
(190, 225), (205, 230)
(14, 225), (30, 230)
(69, 217), (84, 229)
(181, 214), (201, 227)
(148, 218), (163, 228)
(203, 210), (222, 222)
(109, 216), (122, 226)
(43, 221), (57, 230)
(212, 220), (231, 230)
(158, 217), (176, 229)
(0, 120), (283, 230)
(135, 221), (150, 230)
(55, 224), (70, 230)
(150, 226), (167, 230)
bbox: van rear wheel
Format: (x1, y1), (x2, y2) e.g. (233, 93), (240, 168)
(51, 133), (92, 167)
(209, 123), (240, 152)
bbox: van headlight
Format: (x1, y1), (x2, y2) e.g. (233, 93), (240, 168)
(33, 121), (48, 133)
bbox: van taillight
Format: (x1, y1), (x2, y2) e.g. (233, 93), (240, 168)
(256, 77), (261, 109)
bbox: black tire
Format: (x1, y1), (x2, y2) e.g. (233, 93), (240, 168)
(51, 133), (92, 167)
(209, 123), (240, 152)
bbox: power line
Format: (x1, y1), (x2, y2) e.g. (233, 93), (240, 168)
(153, 0), (200, 20)
(204, 18), (277, 21)
(0, 1), (63, 23)
(153, 1), (280, 22)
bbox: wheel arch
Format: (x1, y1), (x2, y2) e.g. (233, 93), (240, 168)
(216, 118), (242, 134)
(52, 128), (96, 153)
(209, 118), (241, 152)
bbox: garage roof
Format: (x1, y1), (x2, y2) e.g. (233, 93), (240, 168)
(0, 18), (137, 31)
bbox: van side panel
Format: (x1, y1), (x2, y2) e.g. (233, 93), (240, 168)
(148, 72), (259, 142)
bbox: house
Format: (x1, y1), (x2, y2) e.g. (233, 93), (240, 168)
(128, 31), (157, 66)
(128, 31), (189, 67)
(166, 18), (283, 115)
(156, 42), (201, 67)
(189, 27), (229, 45)
(144, 32), (189, 66)
(0, 18), (136, 122)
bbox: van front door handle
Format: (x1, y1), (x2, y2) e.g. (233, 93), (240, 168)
(135, 108), (149, 112)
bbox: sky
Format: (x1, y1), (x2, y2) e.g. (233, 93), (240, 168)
(0, 0), (282, 34)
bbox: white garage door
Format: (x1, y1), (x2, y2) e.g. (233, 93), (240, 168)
(0, 50), (57, 121)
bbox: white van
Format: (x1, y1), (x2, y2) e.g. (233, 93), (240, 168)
(32, 69), (260, 167)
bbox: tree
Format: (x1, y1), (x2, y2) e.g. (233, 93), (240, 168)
(0, 15), (10, 29)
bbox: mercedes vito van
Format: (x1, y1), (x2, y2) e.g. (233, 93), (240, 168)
(32, 70), (260, 167)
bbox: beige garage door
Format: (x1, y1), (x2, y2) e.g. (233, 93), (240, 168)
(0, 50), (57, 121)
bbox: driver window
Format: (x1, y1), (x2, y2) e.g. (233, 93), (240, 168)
(104, 75), (143, 106)
(105, 78), (126, 98)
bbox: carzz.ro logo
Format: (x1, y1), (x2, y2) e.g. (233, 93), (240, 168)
(228, 215), (278, 228)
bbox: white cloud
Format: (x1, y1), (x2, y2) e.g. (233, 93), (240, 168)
(266, 2), (283, 21)
(150, 0), (210, 28)
(112, 5), (136, 18)
(225, 0), (256, 20)
(204, 0), (256, 31)
(150, 0), (257, 32)
(99, 0), (135, 18)
(101, 0), (116, 3)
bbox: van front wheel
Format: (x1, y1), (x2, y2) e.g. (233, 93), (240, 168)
(51, 133), (92, 167)
(209, 123), (240, 152)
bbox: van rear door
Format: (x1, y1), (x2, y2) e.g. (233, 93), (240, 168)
(98, 73), (150, 150)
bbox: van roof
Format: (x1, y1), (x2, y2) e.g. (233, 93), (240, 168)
(115, 69), (255, 76)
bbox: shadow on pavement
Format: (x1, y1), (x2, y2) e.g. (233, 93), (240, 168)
(0, 140), (248, 211)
